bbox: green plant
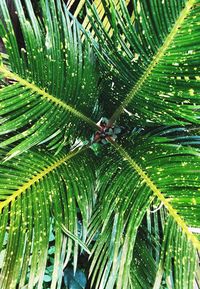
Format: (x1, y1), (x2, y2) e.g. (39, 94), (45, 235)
(0, 0), (200, 288)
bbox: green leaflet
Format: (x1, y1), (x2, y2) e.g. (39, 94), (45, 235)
(54, 214), (91, 255)
(0, 0), (99, 158)
(87, 0), (200, 126)
(0, 145), (95, 289)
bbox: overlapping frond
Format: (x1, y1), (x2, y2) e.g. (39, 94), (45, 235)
(0, 0), (99, 158)
(67, 0), (133, 36)
(87, 0), (200, 126)
(88, 128), (200, 289)
(0, 145), (96, 289)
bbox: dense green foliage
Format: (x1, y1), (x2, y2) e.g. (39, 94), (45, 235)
(0, 0), (200, 288)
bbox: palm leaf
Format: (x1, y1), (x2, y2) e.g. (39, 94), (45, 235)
(87, 128), (200, 289)
(0, 0), (99, 159)
(87, 0), (200, 126)
(0, 145), (96, 289)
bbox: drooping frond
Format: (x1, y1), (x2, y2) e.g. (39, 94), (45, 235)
(0, 145), (96, 289)
(88, 127), (200, 289)
(87, 0), (200, 126)
(0, 0), (99, 158)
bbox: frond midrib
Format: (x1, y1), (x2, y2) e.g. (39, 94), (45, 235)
(0, 147), (87, 213)
(0, 65), (99, 130)
(110, 0), (196, 124)
(110, 139), (200, 251)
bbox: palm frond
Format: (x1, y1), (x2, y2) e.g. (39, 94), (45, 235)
(0, 145), (96, 289)
(87, 0), (200, 126)
(0, 0), (99, 158)
(87, 127), (200, 289)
